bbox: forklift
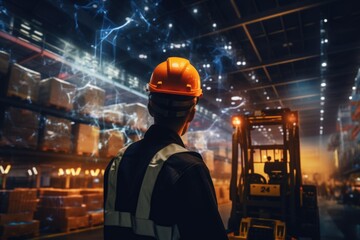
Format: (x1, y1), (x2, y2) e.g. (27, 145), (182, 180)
(228, 109), (320, 240)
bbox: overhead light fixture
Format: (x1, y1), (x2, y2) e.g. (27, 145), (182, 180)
(321, 62), (327, 67)
(349, 96), (353, 100)
(321, 82), (326, 87)
(353, 86), (356, 90)
(212, 23), (217, 28)
(321, 96), (325, 101)
(168, 23), (173, 28)
(193, 8), (198, 14)
(324, 19), (328, 23)
(231, 96), (242, 101)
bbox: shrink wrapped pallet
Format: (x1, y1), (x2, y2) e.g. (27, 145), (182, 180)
(7, 63), (41, 101)
(201, 150), (214, 172)
(102, 103), (125, 125)
(74, 84), (105, 116)
(74, 124), (99, 156)
(0, 107), (39, 149)
(38, 77), (76, 111)
(0, 51), (10, 75)
(79, 188), (103, 195)
(99, 129), (125, 157)
(123, 103), (152, 131)
(40, 116), (72, 153)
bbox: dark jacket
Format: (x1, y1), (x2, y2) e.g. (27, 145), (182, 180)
(104, 124), (228, 240)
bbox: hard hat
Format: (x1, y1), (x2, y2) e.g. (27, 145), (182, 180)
(148, 57), (203, 97)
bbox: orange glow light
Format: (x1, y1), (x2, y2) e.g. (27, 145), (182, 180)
(232, 116), (241, 126)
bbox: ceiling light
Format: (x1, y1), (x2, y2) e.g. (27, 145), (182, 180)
(218, 75), (222, 79)
(320, 117), (324, 121)
(320, 130), (323, 135)
(206, 86), (211, 90)
(236, 61), (241, 65)
(349, 96), (353, 100)
(321, 82), (326, 87)
(231, 102), (235, 105)
(320, 126), (323, 129)
(263, 91), (267, 95)
(206, 64), (210, 68)
(324, 19), (328, 23)
(242, 61), (246, 65)
(321, 96), (325, 101)
(231, 96), (242, 101)
(324, 39), (328, 43)
(320, 109), (324, 113)
(144, 6), (149, 11)
(266, 96), (270, 100)
(193, 8), (198, 14)
(255, 79), (259, 83)
(353, 86), (356, 90)
(163, 49), (166, 52)
(251, 75), (255, 80)
(168, 23), (173, 28)
(212, 23), (217, 28)
(321, 62), (327, 67)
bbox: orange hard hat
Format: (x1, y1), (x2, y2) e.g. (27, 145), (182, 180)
(148, 57), (203, 97)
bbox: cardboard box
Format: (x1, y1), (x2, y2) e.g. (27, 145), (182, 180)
(38, 77), (76, 111)
(36, 206), (87, 218)
(0, 50), (10, 75)
(39, 188), (81, 196)
(7, 63), (41, 101)
(88, 210), (104, 226)
(74, 85), (105, 116)
(123, 103), (152, 131)
(1, 107), (39, 149)
(99, 129), (125, 157)
(0, 220), (39, 239)
(0, 189), (38, 213)
(0, 212), (33, 225)
(40, 195), (83, 207)
(57, 215), (89, 232)
(201, 150), (214, 172)
(41, 116), (72, 152)
(102, 104), (125, 125)
(74, 124), (99, 156)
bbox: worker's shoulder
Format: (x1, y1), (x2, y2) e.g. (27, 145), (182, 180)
(165, 150), (205, 172)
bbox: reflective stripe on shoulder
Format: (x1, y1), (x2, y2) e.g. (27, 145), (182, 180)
(104, 146), (129, 213)
(104, 143), (188, 240)
(136, 143), (189, 219)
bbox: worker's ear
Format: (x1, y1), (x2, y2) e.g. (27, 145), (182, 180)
(187, 106), (196, 122)
(147, 102), (154, 117)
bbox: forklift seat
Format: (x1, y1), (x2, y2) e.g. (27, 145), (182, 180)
(264, 161), (287, 184)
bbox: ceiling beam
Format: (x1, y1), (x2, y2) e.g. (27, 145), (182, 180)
(192, 0), (335, 40)
(230, 53), (319, 74)
(259, 93), (320, 104)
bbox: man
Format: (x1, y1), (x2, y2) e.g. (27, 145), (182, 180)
(104, 57), (228, 240)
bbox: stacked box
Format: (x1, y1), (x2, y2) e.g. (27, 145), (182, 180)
(0, 189), (39, 239)
(201, 150), (214, 172)
(74, 85), (105, 116)
(41, 115), (72, 152)
(0, 51), (10, 75)
(102, 104), (125, 125)
(0, 189), (38, 213)
(38, 77), (76, 111)
(123, 103), (152, 131)
(74, 124), (100, 156)
(7, 63), (41, 101)
(80, 189), (103, 226)
(35, 188), (89, 232)
(99, 129), (125, 157)
(0, 107), (39, 149)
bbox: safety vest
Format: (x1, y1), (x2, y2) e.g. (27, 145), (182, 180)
(104, 143), (190, 240)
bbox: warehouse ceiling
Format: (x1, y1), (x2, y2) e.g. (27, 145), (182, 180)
(2, 0), (360, 138)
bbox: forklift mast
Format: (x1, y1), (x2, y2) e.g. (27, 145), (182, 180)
(228, 109), (319, 240)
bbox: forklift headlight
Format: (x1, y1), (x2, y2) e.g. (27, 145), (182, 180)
(232, 116), (241, 127)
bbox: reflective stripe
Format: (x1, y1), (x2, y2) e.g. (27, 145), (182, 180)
(105, 143), (188, 240)
(104, 211), (180, 239)
(136, 143), (189, 219)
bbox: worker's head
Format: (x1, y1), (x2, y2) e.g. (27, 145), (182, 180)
(147, 57), (202, 135)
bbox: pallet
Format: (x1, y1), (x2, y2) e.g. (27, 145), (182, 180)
(42, 102), (72, 112)
(40, 146), (71, 154)
(88, 211), (103, 227)
(57, 215), (89, 232)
